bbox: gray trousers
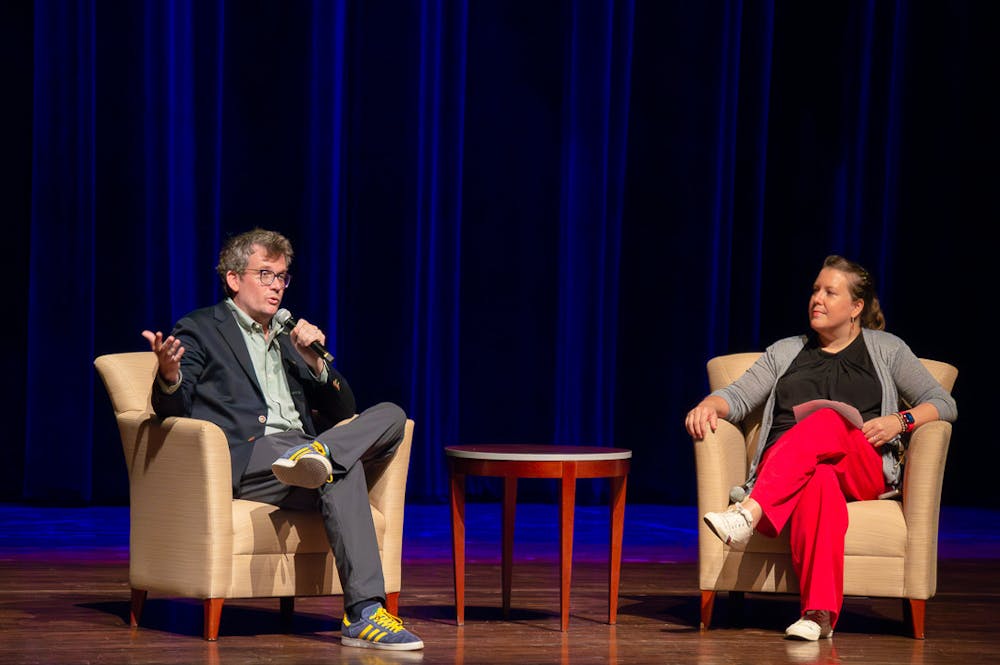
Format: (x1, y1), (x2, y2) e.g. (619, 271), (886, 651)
(237, 401), (407, 613)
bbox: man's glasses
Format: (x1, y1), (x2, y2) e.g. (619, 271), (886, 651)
(245, 269), (292, 288)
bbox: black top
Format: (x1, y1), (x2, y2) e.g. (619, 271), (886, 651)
(766, 332), (882, 447)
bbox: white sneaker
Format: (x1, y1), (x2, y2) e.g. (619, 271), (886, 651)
(785, 611), (834, 640)
(702, 502), (754, 550)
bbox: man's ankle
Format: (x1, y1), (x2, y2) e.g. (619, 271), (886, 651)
(346, 598), (383, 623)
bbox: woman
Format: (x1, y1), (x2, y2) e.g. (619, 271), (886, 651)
(684, 255), (957, 641)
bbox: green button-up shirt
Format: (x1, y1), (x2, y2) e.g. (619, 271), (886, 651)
(225, 299), (308, 435)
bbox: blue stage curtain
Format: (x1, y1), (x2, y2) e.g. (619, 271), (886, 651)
(552, 1), (634, 502)
(301, 0), (348, 353)
(12, 2), (995, 505)
(403, 0), (468, 500)
(25, 0), (98, 501)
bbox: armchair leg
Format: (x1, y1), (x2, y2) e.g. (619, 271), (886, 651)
(904, 598), (926, 639)
(129, 588), (147, 628)
(204, 598), (224, 641)
(700, 590), (716, 630)
(385, 591), (399, 616)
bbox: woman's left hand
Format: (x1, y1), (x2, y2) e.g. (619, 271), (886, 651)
(861, 415), (904, 448)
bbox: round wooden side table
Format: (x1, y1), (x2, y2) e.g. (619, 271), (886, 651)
(445, 444), (632, 631)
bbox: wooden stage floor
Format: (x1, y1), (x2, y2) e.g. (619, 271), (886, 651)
(1, 502), (998, 664)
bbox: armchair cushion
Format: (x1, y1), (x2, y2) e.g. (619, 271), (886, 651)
(230, 501), (386, 556)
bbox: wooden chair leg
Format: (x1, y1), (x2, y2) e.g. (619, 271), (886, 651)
(700, 590), (716, 630)
(129, 588), (147, 628)
(203, 598), (224, 641)
(385, 591), (399, 616)
(904, 598), (926, 639)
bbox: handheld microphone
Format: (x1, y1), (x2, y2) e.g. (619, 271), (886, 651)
(274, 308), (334, 364)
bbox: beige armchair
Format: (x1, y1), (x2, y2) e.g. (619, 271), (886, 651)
(694, 352), (957, 639)
(94, 351), (413, 640)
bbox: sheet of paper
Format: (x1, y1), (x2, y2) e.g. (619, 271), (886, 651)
(792, 399), (863, 429)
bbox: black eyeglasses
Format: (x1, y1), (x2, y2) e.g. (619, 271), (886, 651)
(244, 269), (292, 288)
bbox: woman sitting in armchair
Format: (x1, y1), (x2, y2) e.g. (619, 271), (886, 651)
(684, 255), (957, 641)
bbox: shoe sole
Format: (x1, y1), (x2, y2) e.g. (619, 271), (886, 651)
(271, 454), (332, 489)
(703, 513), (749, 551)
(341, 637), (425, 651)
(784, 630), (834, 641)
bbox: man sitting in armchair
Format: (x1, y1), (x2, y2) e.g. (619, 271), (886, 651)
(142, 227), (423, 652)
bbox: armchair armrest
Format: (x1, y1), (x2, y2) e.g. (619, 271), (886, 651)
(901, 420), (952, 598)
(693, 420), (749, 587)
(117, 410), (235, 598)
(365, 419), (414, 593)
(693, 420), (750, 513)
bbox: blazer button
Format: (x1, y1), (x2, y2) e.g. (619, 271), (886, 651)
(258, 415), (266, 424)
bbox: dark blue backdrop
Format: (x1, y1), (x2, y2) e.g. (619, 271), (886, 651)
(4, 1), (995, 507)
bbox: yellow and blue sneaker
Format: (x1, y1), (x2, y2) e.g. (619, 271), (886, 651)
(341, 603), (424, 651)
(271, 441), (333, 489)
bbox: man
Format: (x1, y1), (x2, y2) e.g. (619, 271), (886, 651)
(141, 228), (423, 651)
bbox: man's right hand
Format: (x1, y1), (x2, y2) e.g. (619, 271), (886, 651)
(141, 330), (185, 385)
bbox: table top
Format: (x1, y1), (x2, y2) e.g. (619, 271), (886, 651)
(445, 444), (632, 461)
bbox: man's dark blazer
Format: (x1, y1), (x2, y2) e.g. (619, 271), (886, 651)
(151, 302), (356, 496)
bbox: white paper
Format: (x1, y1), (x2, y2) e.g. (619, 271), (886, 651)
(792, 399), (863, 429)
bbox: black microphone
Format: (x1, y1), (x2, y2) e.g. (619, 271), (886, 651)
(274, 308), (334, 364)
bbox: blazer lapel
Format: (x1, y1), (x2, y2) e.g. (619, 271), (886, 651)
(214, 303), (263, 396)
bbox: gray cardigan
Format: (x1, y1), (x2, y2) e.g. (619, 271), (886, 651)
(711, 329), (958, 492)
